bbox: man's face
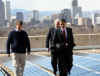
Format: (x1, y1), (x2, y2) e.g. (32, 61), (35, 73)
(16, 23), (22, 30)
(61, 21), (66, 28)
(55, 21), (61, 28)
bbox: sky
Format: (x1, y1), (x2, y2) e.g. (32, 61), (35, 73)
(2, 0), (100, 11)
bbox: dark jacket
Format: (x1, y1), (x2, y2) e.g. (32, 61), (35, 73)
(46, 27), (56, 49)
(46, 27), (75, 51)
(7, 30), (31, 54)
(46, 27), (75, 74)
(54, 27), (75, 74)
(55, 27), (75, 55)
(57, 28), (75, 48)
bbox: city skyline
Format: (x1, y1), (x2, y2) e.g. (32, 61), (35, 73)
(2, 0), (100, 11)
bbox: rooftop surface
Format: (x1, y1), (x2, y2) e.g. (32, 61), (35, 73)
(0, 51), (100, 76)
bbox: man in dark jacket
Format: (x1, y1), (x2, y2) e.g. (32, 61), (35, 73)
(57, 19), (75, 76)
(7, 20), (31, 76)
(46, 19), (61, 76)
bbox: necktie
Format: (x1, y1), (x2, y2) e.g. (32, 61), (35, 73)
(62, 29), (67, 42)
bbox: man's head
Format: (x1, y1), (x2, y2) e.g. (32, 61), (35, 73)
(16, 20), (23, 31)
(54, 19), (61, 28)
(60, 19), (66, 28)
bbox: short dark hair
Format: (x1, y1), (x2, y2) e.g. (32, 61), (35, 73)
(61, 19), (66, 23)
(16, 20), (23, 26)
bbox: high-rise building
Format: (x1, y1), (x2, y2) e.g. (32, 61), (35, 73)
(33, 10), (39, 21)
(72, 0), (78, 18)
(72, 0), (82, 18)
(5, 0), (11, 22)
(0, 0), (5, 26)
(59, 9), (72, 23)
(72, 0), (82, 24)
(78, 7), (82, 17)
(30, 10), (39, 25)
(16, 12), (24, 21)
(72, 0), (78, 7)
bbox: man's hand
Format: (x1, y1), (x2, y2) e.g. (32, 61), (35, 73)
(65, 43), (68, 46)
(48, 48), (50, 52)
(27, 52), (30, 55)
(8, 54), (10, 57)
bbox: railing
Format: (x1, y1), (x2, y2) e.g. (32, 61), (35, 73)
(0, 64), (14, 76)
(0, 34), (100, 53)
(0, 68), (4, 76)
(0, 67), (11, 76)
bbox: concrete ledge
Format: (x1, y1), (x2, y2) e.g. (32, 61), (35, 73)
(1, 45), (100, 54)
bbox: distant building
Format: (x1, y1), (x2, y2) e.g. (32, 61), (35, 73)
(73, 19), (78, 25)
(0, 0), (5, 26)
(11, 16), (16, 26)
(78, 17), (84, 26)
(72, 0), (82, 24)
(16, 12), (24, 21)
(51, 14), (59, 21)
(73, 17), (92, 26)
(5, 0), (11, 23)
(30, 10), (40, 25)
(11, 19), (16, 26)
(78, 7), (82, 17)
(83, 18), (92, 26)
(95, 17), (100, 25)
(59, 9), (72, 23)
(72, 0), (78, 18)
(40, 16), (52, 27)
(94, 13), (100, 25)
(33, 10), (39, 21)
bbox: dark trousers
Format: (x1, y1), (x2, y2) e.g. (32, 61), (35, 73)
(58, 54), (68, 76)
(51, 50), (58, 73)
(58, 48), (73, 76)
(51, 48), (73, 76)
(51, 54), (58, 72)
(58, 55), (73, 76)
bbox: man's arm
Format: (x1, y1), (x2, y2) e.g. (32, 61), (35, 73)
(69, 28), (76, 48)
(46, 28), (52, 52)
(6, 32), (12, 56)
(46, 28), (51, 48)
(25, 32), (31, 54)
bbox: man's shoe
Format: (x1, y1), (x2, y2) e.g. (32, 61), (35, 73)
(53, 71), (56, 76)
